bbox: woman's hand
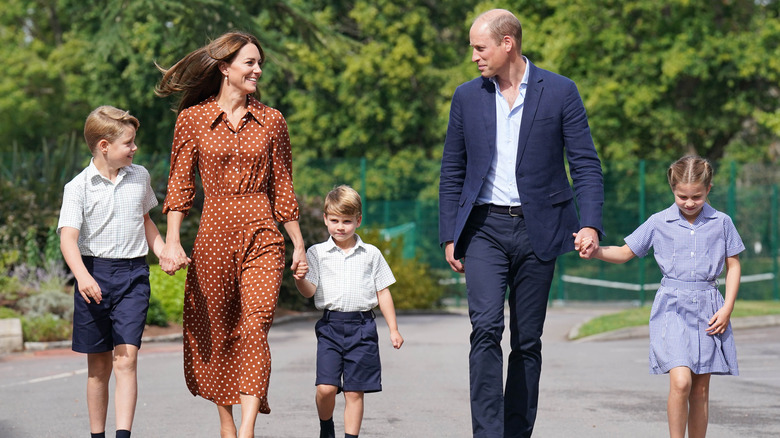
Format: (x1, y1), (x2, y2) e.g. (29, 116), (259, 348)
(159, 241), (190, 275)
(290, 246), (307, 280)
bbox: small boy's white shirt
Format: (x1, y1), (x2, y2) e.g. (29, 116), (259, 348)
(58, 159), (158, 258)
(304, 234), (395, 312)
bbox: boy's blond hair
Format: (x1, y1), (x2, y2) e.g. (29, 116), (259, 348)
(324, 185), (362, 218)
(84, 105), (140, 154)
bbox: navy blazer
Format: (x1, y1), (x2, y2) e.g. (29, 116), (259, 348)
(439, 61), (604, 261)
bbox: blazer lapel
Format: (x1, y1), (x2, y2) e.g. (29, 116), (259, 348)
(517, 62), (542, 167)
(480, 77), (497, 156)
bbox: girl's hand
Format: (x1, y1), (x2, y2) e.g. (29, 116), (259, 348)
(573, 233), (594, 258)
(707, 306), (733, 335)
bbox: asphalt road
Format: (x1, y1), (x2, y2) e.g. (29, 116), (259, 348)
(1, 306), (778, 437)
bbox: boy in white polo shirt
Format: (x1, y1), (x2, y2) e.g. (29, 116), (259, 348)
(295, 185), (403, 438)
(58, 105), (165, 438)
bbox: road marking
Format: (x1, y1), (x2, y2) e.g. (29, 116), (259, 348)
(1, 368), (87, 389)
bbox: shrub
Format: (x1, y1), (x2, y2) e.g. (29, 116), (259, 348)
(0, 271), (22, 307)
(0, 260), (73, 342)
(12, 260), (73, 320)
(146, 294), (169, 327)
(149, 266), (187, 324)
(21, 314), (72, 342)
(278, 195), (445, 311)
(362, 229), (445, 310)
(0, 307), (21, 319)
(17, 290), (73, 320)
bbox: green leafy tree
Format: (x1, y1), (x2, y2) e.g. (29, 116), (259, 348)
(0, 0), (331, 155)
(510, 0), (780, 163)
(281, 0), (478, 200)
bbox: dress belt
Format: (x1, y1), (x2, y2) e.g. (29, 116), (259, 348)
(475, 204), (523, 217)
(661, 278), (717, 290)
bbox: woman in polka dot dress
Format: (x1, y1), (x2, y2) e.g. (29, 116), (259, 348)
(155, 32), (307, 438)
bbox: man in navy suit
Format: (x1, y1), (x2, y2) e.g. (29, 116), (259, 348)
(439, 9), (604, 437)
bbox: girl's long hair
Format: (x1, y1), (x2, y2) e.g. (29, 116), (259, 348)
(155, 31), (265, 112)
(667, 155), (714, 189)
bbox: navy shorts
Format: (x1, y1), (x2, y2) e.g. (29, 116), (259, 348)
(315, 310), (382, 393)
(72, 256), (150, 354)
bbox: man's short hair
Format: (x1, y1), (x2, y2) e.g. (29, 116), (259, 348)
(475, 9), (523, 54)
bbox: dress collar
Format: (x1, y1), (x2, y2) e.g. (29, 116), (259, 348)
(663, 202), (718, 223)
(202, 95), (267, 129)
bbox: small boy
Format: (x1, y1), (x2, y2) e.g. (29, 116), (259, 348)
(58, 105), (164, 438)
(295, 185), (404, 438)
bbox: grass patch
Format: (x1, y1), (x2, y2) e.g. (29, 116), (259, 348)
(574, 300), (780, 340)
(574, 306), (652, 339)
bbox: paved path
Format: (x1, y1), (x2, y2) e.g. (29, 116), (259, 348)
(1, 306), (778, 437)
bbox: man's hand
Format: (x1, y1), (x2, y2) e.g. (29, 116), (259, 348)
(444, 241), (465, 273)
(573, 227), (600, 259)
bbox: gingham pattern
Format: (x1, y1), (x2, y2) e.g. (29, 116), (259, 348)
(305, 234), (396, 312)
(58, 160), (157, 258)
(624, 203), (745, 282)
(624, 203), (744, 375)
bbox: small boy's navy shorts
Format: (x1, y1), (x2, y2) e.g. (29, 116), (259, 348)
(315, 309), (382, 393)
(72, 256), (150, 354)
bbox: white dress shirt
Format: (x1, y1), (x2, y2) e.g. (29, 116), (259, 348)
(57, 160), (158, 258)
(304, 234), (396, 312)
(477, 56), (530, 206)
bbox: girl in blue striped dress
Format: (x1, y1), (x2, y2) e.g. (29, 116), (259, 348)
(576, 155), (744, 438)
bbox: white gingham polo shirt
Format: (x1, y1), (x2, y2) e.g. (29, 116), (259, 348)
(304, 234), (396, 312)
(57, 160), (158, 258)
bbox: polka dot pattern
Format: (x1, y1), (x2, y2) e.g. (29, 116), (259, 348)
(163, 96), (299, 414)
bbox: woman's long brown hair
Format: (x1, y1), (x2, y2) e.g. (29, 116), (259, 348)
(155, 31), (265, 112)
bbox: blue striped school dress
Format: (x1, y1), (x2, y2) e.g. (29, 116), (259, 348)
(624, 203), (744, 375)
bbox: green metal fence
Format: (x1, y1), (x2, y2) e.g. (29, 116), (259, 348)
(293, 158), (780, 304)
(3, 150), (777, 304)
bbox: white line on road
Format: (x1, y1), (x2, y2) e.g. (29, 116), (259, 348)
(1, 368), (88, 389)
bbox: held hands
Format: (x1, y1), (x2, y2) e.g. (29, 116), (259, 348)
(574, 234), (594, 257)
(707, 306), (733, 335)
(573, 228), (600, 259)
(290, 246), (308, 280)
(159, 241), (191, 276)
(293, 260), (309, 280)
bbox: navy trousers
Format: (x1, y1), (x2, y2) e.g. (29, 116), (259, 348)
(462, 207), (556, 438)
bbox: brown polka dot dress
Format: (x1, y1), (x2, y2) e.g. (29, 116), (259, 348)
(162, 95), (299, 414)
